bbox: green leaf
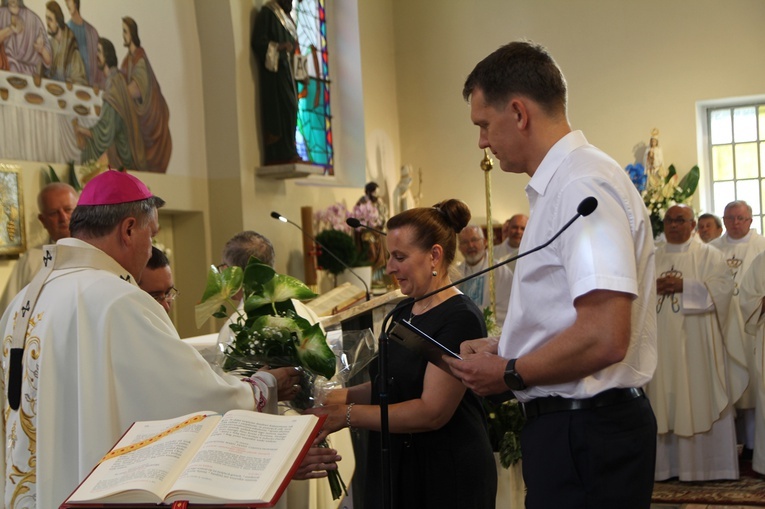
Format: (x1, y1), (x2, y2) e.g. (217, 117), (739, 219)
(48, 165), (60, 183)
(194, 265), (243, 328)
(242, 257), (276, 296)
(676, 165), (700, 202)
(265, 274), (318, 302)
(295, 323), (336, 378)
(67, 161), (82, 191)
(665, 164), (677, 183)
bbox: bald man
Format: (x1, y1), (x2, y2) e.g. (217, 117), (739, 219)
(494, 213), (527, 271)
(0, 182), (78, 313)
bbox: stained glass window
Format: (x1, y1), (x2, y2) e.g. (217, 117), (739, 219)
(293, 0), (334, 174)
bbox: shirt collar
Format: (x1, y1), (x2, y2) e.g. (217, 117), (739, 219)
(526, 130), (588, 198)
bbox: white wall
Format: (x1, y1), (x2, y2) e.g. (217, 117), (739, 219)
(389, 0), (765, 223)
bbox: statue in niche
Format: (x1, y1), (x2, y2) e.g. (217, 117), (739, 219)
(251, 0), (303, 165)
(393, 165), (416, 215)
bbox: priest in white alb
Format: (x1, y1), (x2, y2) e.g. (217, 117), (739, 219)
(0, 170), (339, 509)
(648, 205), (746, 481)
(738, 250), (765, 475)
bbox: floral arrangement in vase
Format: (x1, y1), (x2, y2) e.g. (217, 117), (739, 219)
(313, 202), (380, 275)
(625, 163), (699, 239)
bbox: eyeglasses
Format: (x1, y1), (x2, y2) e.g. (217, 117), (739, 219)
(723, 215), (752, 223)
(151, 287), (179, 303)
(663, 217), (692, 225)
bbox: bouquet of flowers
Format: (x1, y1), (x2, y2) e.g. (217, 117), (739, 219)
(194, 258), (346, 498)
(625, 162), (699, 238)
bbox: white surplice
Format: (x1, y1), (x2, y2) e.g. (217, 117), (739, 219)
(0, 239), (261, 509)
(648, 237), (743, 481)
(710, 230), (765, 409)
(737, 250), (765, 474)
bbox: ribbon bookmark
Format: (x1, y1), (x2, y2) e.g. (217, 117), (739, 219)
(99, 414), (209, 464)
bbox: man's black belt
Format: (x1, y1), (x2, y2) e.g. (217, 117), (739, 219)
(520, 387), (644, 419)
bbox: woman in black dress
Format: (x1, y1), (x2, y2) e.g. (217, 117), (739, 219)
(311, 199), (497, 509)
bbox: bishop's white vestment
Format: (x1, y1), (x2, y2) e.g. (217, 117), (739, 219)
(648, 237), (744, 481)
(0, 239), (262, 508)
(0, 245), (43, 315)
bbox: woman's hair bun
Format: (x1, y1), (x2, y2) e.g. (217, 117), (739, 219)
(432, 199), (471, 233)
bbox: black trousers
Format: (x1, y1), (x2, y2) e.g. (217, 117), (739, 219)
(520, 394), (657, 509)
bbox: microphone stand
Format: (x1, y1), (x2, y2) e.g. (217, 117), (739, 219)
(271, 212), (371, 301)
(375, 196), (598, 509)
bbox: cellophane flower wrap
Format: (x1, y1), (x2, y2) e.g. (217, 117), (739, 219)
(195, 257), (357, 499)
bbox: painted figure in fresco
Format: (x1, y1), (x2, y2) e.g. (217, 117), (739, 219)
(252, 0), (303, 165)
(44, 0), (86, 85)
(120, 16), (172, 173)
(65, 0), (103, 88)
(74, 37), (146, 170)
(0, 0), (52, 76)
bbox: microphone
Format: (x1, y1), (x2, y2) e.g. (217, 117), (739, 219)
(375, 196), (598, 509)
(270, 211), (371, 301)
(403, 196), (599, 307)
(346, 217), (387, 236)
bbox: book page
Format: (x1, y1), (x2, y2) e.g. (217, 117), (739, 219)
(166, 410), (319, 504)
(67, 411), (220, 504)
(306, 283), (365, 317)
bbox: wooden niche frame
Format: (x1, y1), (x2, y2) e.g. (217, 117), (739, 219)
(0, 164), (25, 256)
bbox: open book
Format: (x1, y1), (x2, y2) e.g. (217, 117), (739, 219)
(305, 282), (366, 317)
(61, 410), (325, 508)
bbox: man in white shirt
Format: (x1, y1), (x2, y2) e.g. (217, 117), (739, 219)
(648, 205), (743, 481)
(447, 41), (657, 508)
(0, 182), (78, 313)
(710, 200), (765, 461)
(456, 225), (512, 328)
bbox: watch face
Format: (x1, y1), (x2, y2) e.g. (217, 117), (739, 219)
(504, 370), (521, 390)
(504, 359), (524, 390)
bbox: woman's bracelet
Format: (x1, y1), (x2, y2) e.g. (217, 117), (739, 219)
(346, 402), (356, 430)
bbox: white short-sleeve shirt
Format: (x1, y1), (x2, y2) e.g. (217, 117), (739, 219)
(498, 131), (657, 401)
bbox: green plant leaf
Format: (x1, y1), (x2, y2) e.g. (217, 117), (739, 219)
(315, 229), (358, 275)
(67, 161), (82, 191)
(675, 165), (700, 202)
(194, 265), (243, 328)
(665, 164), (677, 183)
(48, 165), (60, 183)
(295, 323), (336, 378)
(266, 274), (318, 302)
(242, 257), (276, 296)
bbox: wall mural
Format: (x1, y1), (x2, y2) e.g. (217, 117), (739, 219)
(0, 0), (172, 173)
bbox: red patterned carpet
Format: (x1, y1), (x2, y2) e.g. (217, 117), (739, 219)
(652, 461), (765, 506)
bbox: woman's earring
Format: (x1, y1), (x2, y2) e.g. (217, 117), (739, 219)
(432, 270), (438, 277)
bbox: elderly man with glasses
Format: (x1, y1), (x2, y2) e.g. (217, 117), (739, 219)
(647, 204), (745, 481)
(710, 200), (765, 466)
